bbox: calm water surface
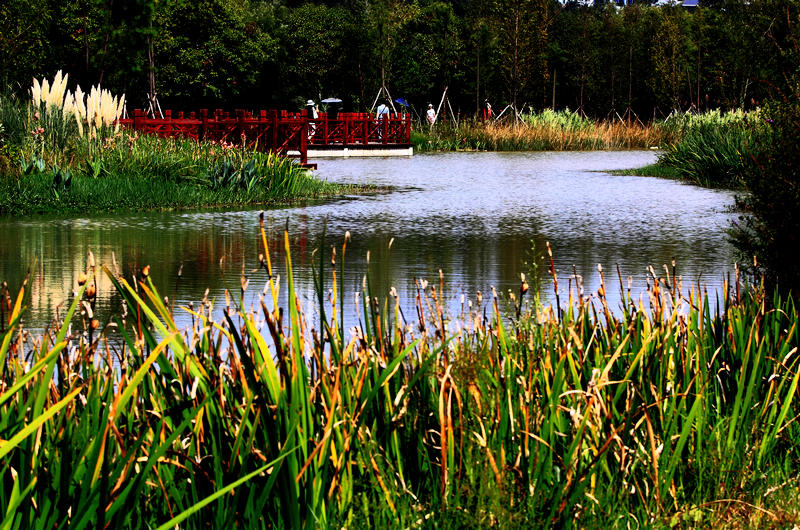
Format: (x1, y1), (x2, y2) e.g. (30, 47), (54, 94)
(1, 151), (737, 332)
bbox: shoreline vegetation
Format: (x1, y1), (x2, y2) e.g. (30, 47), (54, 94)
(1, 73), (764, 216)
(0, 73), (360, 216)
(1, 217), (799, 528)
(607, 163), (682, 181)
(413, 108), (763, 190)
(412, 109), (667, 152)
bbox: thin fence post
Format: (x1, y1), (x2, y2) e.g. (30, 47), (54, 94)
(271, 110), (278, 153)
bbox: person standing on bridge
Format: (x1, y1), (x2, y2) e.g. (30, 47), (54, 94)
(376, 99), (390, 139)
(306, 99), (319, 138)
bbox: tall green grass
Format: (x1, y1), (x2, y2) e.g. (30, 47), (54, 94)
(0, 167), (344, 215)
(1, 218), (799, 527)
(657, 109), (766, 188)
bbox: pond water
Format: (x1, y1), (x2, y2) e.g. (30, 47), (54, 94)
(1, 151), (738, 333)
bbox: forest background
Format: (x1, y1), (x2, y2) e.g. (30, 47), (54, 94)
(1, 0), (797, 118)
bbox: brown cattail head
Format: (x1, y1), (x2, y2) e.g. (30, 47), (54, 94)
(142, 265), (150, 278)
(77, 273), (87, 286)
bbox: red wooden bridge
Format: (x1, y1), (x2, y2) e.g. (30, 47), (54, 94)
(119, 109), (412, 166)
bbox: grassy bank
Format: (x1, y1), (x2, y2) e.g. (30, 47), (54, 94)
(0, 73), (352, 216)
(413, 108), (766, 190)
(413, 109), (665, 152)
(2, 217), (799, 528)
(608, 163), (682, 180)
(0, 133), (354, 215)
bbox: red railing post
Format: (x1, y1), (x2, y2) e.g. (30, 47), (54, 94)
(300, 121), (308, 165)
(236, 109), (246, 146)
(199, 109), (208, 142)
(133, 108), (143, 132)
(164, 109), (172, 136)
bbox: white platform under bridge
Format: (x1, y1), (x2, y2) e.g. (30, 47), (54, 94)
(302, 144), (414, 158)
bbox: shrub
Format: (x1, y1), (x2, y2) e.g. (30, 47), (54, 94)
(730, 99), (800, 291)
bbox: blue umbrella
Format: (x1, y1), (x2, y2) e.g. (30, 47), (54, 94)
(394, 98), (410, 107)
(321, 97), (342, 104)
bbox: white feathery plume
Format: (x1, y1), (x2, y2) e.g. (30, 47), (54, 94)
(40, 79), (50, 107)
(74, 85), (86, 120)
(47, 70), (68, 108)
(31, 78), (41, 106)
(75, 112), (84, 137)
(62, 90), (75, 118)
(114, 94), (126, 131)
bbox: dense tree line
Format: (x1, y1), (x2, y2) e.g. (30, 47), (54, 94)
(1, 0), (797, 117)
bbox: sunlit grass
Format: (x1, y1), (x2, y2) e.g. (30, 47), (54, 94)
(1, 216), (799, 527)
(414, 111), (665, 152)
(657, 110), (766, 188)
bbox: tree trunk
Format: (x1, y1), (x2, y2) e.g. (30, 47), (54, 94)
(147, 22), (157, 117)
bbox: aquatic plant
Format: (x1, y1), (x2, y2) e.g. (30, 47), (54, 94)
(655, 109), (765, 187)
(1, 217), (799, 527)
(414, 115), (665, 152)
(519, 107), (596, 133)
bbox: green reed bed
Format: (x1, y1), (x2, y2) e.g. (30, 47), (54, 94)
(656, 109), (767, 188)
(0, 135), (349, 215)
(413, 109), (665, 153)
(0, 74), (350, 215)
(2, 217), (800, 528)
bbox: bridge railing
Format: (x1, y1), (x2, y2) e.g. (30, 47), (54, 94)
(307, 112), (412, 146)
(118, 109), (412, 165)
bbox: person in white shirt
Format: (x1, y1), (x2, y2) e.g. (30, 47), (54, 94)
(306, 99), (319, 138)
(376, 100), (390, 138)
(426, 104), (436, 125)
